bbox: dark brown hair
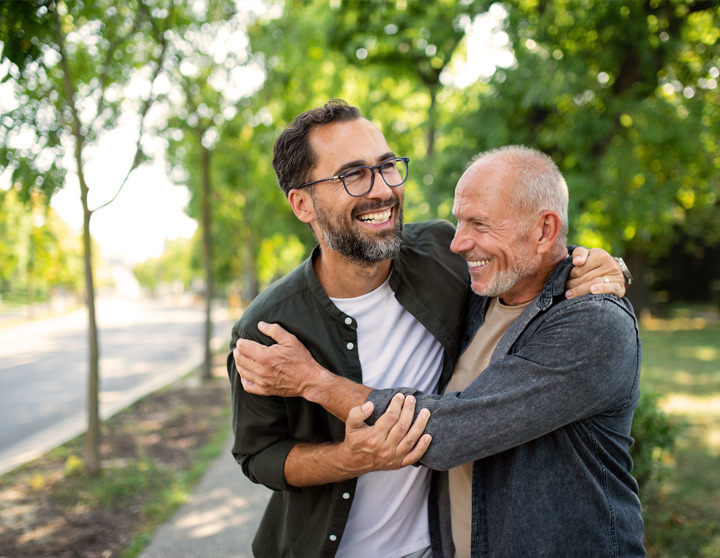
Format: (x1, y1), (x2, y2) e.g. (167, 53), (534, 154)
(272, 99), (363, 196)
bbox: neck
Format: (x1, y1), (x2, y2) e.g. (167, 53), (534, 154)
(500, 246), (566, 306)
(314, 248), (393, 298)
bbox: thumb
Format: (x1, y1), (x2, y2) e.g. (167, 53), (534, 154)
(346, 401), (374, 430)
(572, 246), (589, 266)
(257, 321), (295, 345)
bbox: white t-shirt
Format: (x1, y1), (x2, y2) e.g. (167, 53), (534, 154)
(331, 275), (444, 558)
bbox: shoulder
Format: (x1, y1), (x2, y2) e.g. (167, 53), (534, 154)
(394, 220), (467, 293)
(525, 294), (642, 406)
(401, 220), (463, 269)
(531, 293), (641, 363)
(547, 293), (637, 327)
(231, 259), (312, 342)
(403, 219), (456, 245)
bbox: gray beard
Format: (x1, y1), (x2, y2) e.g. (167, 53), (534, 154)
(470, 243), (540, 298)
(314, 199), (404, 264)
(320, 224), (403, 264)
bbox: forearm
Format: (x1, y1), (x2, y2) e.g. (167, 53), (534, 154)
(284, 442), (363, 487)
(284, 391), (431, 486)
(303, 367), (372, 421)
(368, 297), (640, 470)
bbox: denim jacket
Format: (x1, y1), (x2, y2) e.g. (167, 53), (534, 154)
(367, 257), (646, 557)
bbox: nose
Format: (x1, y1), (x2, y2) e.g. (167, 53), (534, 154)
(365, 168), (395, 200)
(450, 223), (473, 254)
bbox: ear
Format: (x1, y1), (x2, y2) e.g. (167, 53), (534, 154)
(535, 210), (562, 255)
(288, 189), (316, 225)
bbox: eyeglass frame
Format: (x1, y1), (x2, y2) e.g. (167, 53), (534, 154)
(294, 156), (410, 198)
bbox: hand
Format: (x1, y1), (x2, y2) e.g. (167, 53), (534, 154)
(235, 322), (326, 398)
(340, 393), (432, 474)
(565, 247), (627, 299)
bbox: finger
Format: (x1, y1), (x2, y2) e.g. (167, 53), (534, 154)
(567, 277), (624, 299)
(567, 264), (602, 282)
(387, 395), (416, 445)
(590, 281), (625, 297)
(571, 246), (589, 267)
(373, 393), (405, 434)
(257, 322), (297, 346)
(346, 401), (374, 431)
(234, 338), (267, 363)
(240, 376), (260, 394)
(233, 346), (260, 376)
(395, 406), (430, 458)
(400, 433), (432, 468)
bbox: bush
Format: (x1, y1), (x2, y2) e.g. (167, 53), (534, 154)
(630, 390), (681, 501)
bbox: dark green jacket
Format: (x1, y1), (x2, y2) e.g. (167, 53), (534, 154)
(227, 220), (468, 557)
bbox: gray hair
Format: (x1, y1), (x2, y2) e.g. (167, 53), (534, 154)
(469, 145), (569, 245)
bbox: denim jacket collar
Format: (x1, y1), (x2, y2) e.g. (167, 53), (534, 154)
(460, 256), (573, 358)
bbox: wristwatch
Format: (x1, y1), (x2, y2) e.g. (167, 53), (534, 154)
(615, 257), (633, 285)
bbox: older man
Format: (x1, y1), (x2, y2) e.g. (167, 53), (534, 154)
(229, 100), (627, 558)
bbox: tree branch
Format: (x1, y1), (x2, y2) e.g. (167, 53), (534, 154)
(91, 0), (173, 213)
(94, 1), (146, 124)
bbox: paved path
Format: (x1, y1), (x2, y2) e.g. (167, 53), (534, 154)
(138, 435), (271, 558)
(0, 296), (233, 475)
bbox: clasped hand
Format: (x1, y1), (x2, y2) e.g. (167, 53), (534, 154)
(341, 393), (432, 474)
(234, 321), (322, 398)
(235, 322), (433, 471)
(565, 247), (626, 298)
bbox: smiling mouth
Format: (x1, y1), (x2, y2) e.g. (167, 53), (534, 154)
(357, 208), (392, 224)
(467, 259), (490, 268)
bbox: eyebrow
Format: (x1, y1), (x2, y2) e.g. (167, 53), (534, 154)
(333, 151), (396, 175)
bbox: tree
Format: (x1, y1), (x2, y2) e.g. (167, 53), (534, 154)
(0, 188), (84, 304)
(439, 0), (720, 310)
(238, 0), (516, 232)
(0, 0), (178, 474)
(161, 0), (258, 378)
(133, 237), (197, 295)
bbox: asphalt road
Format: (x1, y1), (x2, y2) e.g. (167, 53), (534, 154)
(0, 296), (236, 475)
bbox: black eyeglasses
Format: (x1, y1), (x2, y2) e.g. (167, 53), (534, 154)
(296, 156), (409, 197)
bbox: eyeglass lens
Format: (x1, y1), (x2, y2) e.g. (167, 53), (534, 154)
(342, 158), (408, 196)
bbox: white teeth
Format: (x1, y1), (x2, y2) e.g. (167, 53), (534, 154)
(358, 209), (391, 224)
(468, 260), (489, 267)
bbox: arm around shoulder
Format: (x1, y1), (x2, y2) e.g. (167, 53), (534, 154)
(368, 295), (641, 470)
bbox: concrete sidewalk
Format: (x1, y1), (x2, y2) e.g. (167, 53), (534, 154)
(138, 435), (271, 558)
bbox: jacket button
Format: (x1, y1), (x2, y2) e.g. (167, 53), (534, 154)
(329, 534), (337, 542)
(345, 317), (352, 325)
(342, 492), (351, 499)
(346, 342), (354, 350)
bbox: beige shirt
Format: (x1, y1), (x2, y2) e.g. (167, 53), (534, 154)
(445, 297), (530, 558)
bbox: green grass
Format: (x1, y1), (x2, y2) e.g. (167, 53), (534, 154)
(639, 314), (720, 558)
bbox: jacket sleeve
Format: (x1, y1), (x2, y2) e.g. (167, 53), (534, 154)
(366, 295), (641, 470)
(227, 321), (300, 492)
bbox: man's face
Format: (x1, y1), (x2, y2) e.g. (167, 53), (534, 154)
(450, 164), (540, 303)
(305, 119), (404, 264)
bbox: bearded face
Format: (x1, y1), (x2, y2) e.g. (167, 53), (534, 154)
(311, 190), (404, 264)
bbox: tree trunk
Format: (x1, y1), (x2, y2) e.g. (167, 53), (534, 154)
(242, 210), (259, 303)
(426, 85), (437, 160)
(81, 194), (100, 475)
(624, 249), (650, 320)
(199, 137), (213, 381)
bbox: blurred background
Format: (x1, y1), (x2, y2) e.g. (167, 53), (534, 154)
(1, 1), (719, 556)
